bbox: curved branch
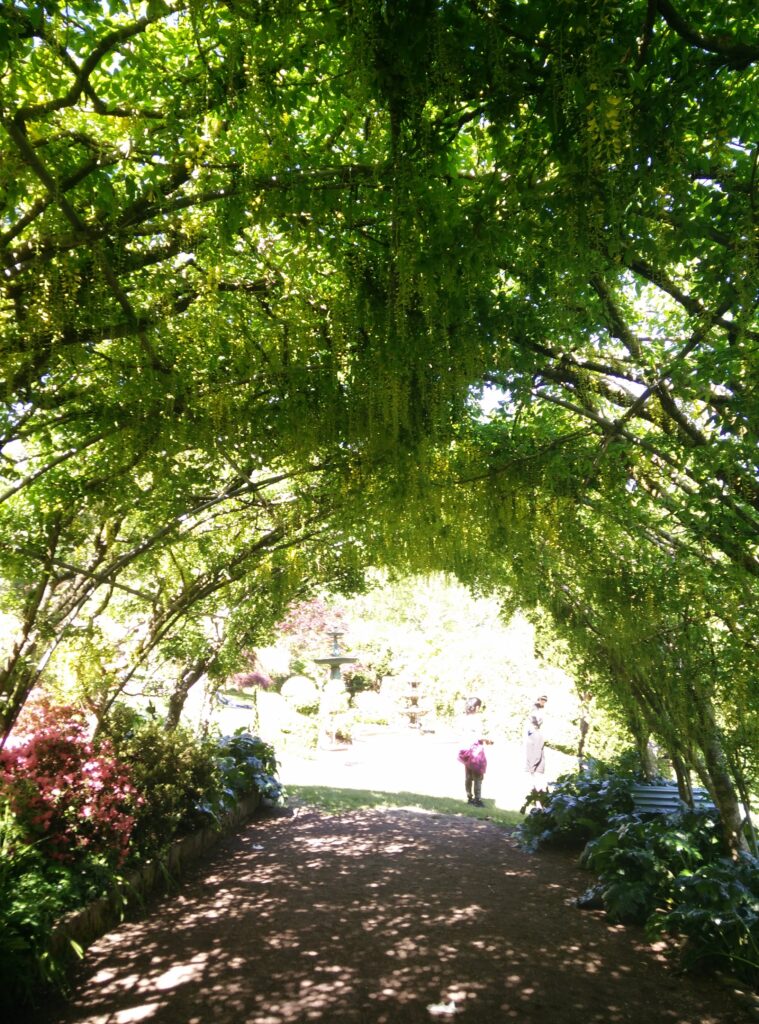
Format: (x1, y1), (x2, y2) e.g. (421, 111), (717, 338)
(0, 430), (116, 505)
(14, 5), (187, 123)
(656, 0), (759, 66)
(590, 275), (642, 358)
(535, 386), (759, 565)
(1, 119), (88, 233)
(626, 255), (759, 342)
(0, 154), (117, 248)
(0, 540), (156, 600)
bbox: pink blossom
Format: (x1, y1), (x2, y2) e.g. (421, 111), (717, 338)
(2, 701), (138, 868)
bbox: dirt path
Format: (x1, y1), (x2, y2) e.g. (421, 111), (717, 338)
(34, 803), (756, 1024)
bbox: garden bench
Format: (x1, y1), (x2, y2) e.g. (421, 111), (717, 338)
(216, 692), (254, 710)
(630, 782), (715, 815)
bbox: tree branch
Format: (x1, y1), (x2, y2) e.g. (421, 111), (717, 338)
(656, 0), (759, 66)
(14, 6), (186, 122)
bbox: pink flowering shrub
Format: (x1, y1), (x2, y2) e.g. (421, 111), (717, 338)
(0, 701), (139, 868)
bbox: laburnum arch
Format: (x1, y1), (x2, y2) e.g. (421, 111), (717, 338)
(0, 0), (757, 851)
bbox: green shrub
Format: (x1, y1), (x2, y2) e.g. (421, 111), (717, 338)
(215, 732), (284, 807)
(2, 709), (285, 1012)
(0, 806), (60, 1009)
(651, 853), (759, 986)
(105, 716), (222, 857)
(518, 758), (758, 985)
(577, 808), (759, 985)
(279, 676), (321, 715)
(579, 808), (723, 924)
(104, 709), (287, 855)
(516, 756), (636, 851)
(0, 803), (120, 1012)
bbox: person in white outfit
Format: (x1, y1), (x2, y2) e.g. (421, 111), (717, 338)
(525, 694), (548, 789)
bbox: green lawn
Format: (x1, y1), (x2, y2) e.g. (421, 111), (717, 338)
(286, 784), (523, 829)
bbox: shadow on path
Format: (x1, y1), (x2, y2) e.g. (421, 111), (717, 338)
(33, 805), (756, 1024)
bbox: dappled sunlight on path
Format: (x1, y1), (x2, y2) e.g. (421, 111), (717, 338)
(35, 806), (755, 1024)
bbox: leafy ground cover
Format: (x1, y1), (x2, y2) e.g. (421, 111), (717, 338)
(518, 759), (759, 989)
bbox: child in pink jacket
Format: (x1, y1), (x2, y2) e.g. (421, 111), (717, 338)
(457, 696), (492, 807)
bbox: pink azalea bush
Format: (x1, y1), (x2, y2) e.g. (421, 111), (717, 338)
(0, 698), (139, 868)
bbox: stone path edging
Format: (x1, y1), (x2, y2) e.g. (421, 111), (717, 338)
(48, 791), (262, 960)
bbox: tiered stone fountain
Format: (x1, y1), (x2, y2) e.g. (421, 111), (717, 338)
(313, 631), (356, 748)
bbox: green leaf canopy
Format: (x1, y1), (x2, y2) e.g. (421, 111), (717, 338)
(1, 0), (757, 833)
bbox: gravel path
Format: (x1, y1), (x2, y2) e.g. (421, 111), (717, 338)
(33, 800), (757, 1024)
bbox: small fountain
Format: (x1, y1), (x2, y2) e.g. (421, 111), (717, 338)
(400, 679), (429, 730)
(313, 631), (356, 748)
(313, 630), (356, 684)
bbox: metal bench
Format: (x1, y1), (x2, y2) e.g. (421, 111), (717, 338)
(630, 782), (715, 814)
(216, 692), (254, 710)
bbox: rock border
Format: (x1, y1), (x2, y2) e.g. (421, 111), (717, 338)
(49, 791), (262, 959)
